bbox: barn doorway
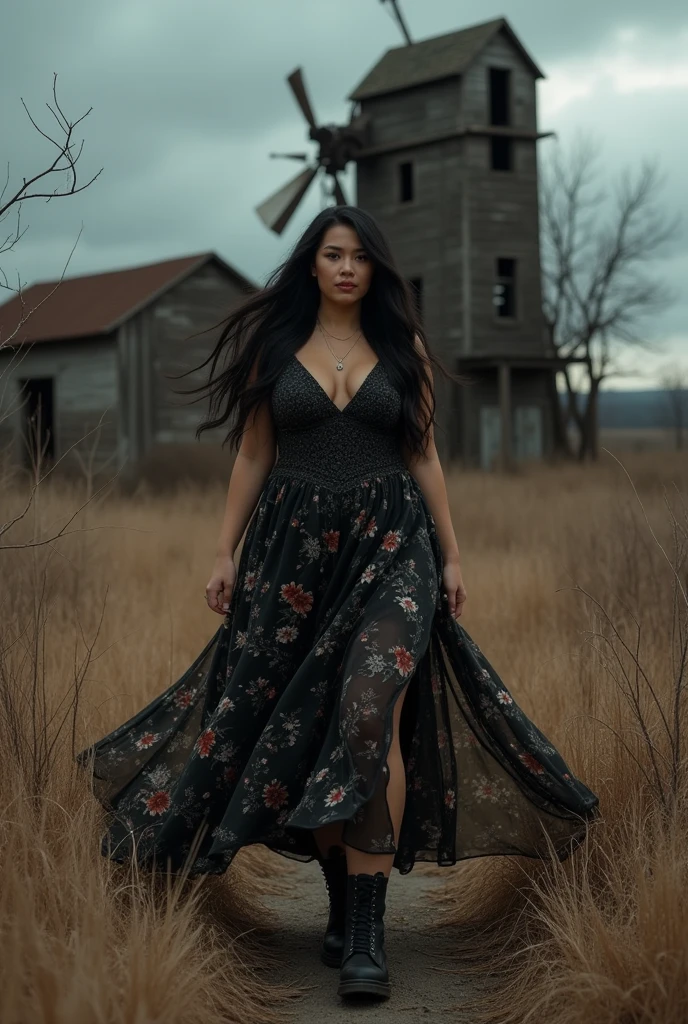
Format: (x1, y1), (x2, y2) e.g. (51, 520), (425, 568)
(19, 377), (55, 467)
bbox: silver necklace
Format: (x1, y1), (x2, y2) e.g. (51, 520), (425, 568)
(317, 316), (360, 342)
(317, 317), (361, 370)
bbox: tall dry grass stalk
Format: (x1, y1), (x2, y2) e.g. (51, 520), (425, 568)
(0, 463), (298, 1024)
(3, 446), (688, 1021)
(431, 450), (688, 1023)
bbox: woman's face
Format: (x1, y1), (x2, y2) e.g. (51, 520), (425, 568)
(311, 223), (374, 305)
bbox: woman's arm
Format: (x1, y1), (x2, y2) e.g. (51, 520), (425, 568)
(401, 337), (460, 564)
(206, 360), (277, 614)
(214, 450), (274, 560)
(400, 336), (467, 619)
(215, 403), (276, 559)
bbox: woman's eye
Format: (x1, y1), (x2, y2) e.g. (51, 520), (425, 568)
(324, 253), (368, 260)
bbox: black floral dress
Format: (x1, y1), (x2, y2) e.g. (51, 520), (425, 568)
(77, 354), (599, 876)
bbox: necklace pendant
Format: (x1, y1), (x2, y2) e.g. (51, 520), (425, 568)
(336, 362), (344, 370)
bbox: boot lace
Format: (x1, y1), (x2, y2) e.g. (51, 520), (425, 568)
(349, 878), (378, 956)
(321, 857), (345, 904)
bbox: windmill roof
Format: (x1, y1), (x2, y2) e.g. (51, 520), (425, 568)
(0, 251), (255, 347)
(348, 17), (544, 102)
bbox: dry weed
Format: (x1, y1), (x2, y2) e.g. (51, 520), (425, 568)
(432, 450), (688, 1024)
(0, 471), (300, 1024)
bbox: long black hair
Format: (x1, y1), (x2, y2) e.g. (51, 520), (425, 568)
(170, 205), (469, 460)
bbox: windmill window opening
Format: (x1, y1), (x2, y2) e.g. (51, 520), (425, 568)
(493, 258), (517, 318)
(399, 161), (414, 202)
(489, 68), (511, 126)
(491, 136), (513, 171)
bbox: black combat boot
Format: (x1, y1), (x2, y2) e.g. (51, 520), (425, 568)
(337, 871), (391, 1000)
(317, 845), (348, 967)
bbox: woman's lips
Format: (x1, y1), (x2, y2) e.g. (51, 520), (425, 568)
(336, 283), (356, 290)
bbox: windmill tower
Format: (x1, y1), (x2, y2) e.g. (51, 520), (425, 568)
(256, 17), (578, 470)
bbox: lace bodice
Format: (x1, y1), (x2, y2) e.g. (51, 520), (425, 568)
(269, 355), (407, 492)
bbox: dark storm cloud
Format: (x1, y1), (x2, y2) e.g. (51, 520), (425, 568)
(1, 0), (686, 381)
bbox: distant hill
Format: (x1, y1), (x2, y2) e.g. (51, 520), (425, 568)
(567, 389), (688, 429)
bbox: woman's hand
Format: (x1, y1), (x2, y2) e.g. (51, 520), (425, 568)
(442, 560), (467, 620)
(205, 555), (238, 616)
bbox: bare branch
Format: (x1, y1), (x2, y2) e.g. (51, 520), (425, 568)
(0, 225), (83, 346)
(0, 73), (102, 217)
(540, 132), (681, 459)
(0, 73), (101, 351)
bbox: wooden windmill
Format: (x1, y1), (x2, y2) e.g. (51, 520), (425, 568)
(255, 12), (581, 471)
(254, 68), (371, 233)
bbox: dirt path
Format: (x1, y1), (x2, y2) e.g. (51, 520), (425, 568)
(261, 859), (483, 1022)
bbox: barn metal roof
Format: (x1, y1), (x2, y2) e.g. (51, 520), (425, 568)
(0, 251), (256, 347)
(348, 17), (545, 102)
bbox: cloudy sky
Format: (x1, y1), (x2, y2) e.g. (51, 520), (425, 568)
(1, 0), (685, 389)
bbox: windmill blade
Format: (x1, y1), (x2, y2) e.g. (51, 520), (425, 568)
(331, 173), (347, 206)
(255, 164), (319, 235)
(380, 0), (413, 45)
(287, 67), (318, 129)
(269, 151), (309, 161)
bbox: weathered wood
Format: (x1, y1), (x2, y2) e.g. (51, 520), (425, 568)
(0, 257), (252, 480)
(149, 260), (247, 449)
(355, 23), (554, 467)
(0, 23), (561, 476)
(498, 362), (512, 471)
(0, 337), (119, 471)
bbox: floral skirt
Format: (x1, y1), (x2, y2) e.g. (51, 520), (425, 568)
(77, 467), (599, 876)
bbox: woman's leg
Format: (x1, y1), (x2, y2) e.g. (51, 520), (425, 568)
(344, 679), (410, 878)
(313, 820), (345, 858)
(330, 556), (435, 881)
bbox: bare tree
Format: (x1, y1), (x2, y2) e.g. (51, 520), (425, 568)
(540, 133), (680, 461)
(0, 74), (112, 544)
(0, 79), (120, 815)
(657, 363), (688, 451)
(0, 72), (103, 347)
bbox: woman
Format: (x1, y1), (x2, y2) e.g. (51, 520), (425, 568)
(77, 206), (599, 1003)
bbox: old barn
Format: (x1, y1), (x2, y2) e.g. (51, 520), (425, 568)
(0, 252), (255, 481)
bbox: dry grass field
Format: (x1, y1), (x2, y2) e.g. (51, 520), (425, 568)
(599, 427), (683, 454)
(2, 444), (687, 1023)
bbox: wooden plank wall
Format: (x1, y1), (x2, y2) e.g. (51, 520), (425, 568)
(458, 369), (554, 466)
(147, 261), (250, 448)
(463, 33), (548, 359)
(461, 32), (538, 128)
(355, 80), (464, 368)
(355, 27), (551, 464)
(0, 337), (119, 471)
(361, 79), (463, 148)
